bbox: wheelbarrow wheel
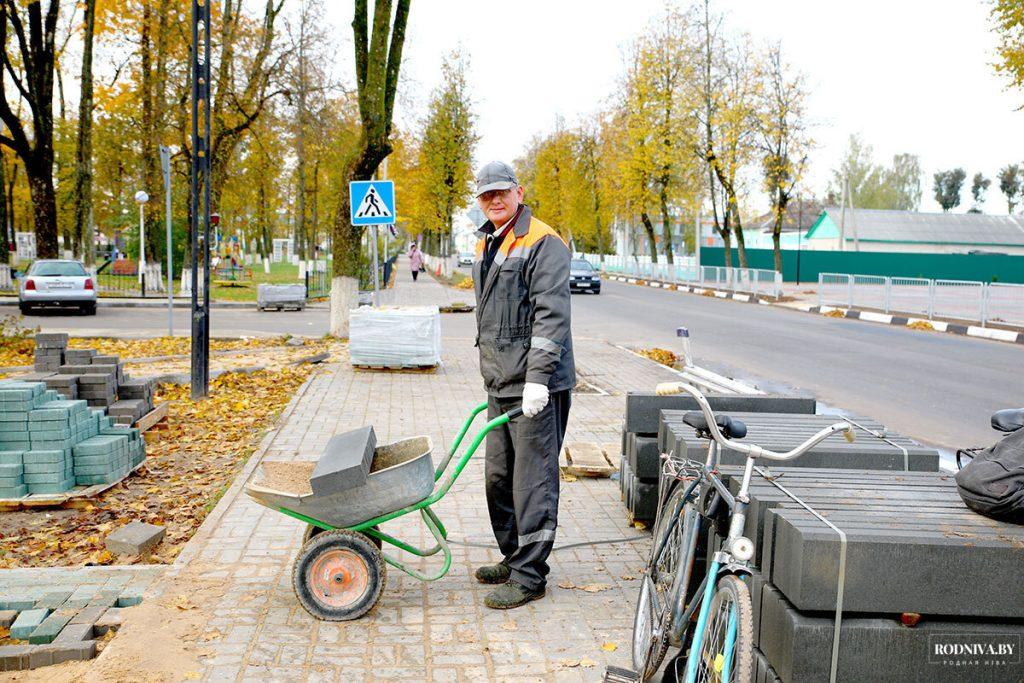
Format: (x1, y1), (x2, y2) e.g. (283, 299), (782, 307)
(293, 529), (386, 621)
(303, 524), (382, 549)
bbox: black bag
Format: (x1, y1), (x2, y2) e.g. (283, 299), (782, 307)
(955, 427), (1024, 524)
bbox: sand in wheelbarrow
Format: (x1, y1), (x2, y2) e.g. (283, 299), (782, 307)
(371, 436), (431, 472)
(259, 461), (315, 495)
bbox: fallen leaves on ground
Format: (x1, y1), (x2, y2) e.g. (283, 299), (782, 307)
(559, 657), (598, 669)
(823, 309), (846, 318)
(557, 581), (612, 593)
(0, 314), (37, 366)
(454, 276), (474, 290)
(172, 595), (195, 611)
(0, 362), (314, 568)
(601, 642), (618, 652)
(907, 320), (935, 331)
(68, 334), (308, 359)
(637, 347), (678, 367)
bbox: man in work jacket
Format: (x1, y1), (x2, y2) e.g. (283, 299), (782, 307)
(470, 160), (575, 609)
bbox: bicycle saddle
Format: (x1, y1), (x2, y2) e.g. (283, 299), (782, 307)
(683, 411), (747, 439)
(992, 408), (1024, 433)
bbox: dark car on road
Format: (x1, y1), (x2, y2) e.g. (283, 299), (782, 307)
(569, 259), (601, 294)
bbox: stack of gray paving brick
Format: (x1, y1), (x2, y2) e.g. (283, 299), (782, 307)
(24, 399), (97, 494)
(32, 333), (67, 372)
(715, 468), (1024, 682)
(43, 375), (78, 400)
(620, 392), (817, 523)
(62, 347), (96, 366)
(117, 377), (154, 415)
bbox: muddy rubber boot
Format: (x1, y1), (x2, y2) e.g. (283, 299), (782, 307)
(484, 581), (545, 609)
(474, 562), (511, 585)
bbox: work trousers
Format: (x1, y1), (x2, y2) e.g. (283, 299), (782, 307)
(411, 270), (419, 281)
(484, 389), (571, 591)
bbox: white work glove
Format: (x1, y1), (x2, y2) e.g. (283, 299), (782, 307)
(655, 381), (684, 396)
(521, 382), (550, 418)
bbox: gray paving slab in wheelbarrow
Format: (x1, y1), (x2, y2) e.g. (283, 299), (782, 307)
(309, 425), (375, 496)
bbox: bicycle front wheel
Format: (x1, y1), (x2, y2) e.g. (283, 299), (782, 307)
(632, 481), (692, 679)
(693, 574), (753, 683)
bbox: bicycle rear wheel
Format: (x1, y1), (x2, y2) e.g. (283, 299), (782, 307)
(692, 574), (753, 683)
(632, 481), (695, 679)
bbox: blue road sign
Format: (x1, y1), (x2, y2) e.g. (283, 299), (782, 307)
(349, 180), (395, 226)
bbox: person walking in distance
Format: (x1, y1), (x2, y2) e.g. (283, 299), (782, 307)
(408, 243), (424, 282)
(470, 161), (575, 609)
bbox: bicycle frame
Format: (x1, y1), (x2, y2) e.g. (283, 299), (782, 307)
(649, 381), (853, 683)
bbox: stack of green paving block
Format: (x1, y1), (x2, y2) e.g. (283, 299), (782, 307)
(101, 425), (146, 467)
(0, 381), (46, 455)
(73, 434), (131, 485)
(0, 450), (27, 497)
(24, 399), (93, 493)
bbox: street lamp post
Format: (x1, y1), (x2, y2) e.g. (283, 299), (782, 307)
(159, 145), (173, 336)
(134, 190), (149, 297)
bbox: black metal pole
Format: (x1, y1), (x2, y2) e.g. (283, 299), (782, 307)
(190, 0), (211, 399)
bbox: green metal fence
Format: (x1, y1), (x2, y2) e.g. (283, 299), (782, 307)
(700, 248), (1024, 284)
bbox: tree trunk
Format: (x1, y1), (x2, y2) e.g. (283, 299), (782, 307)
(27, 166), (58, 259)
(639, 211), (658, 264)
(0, 155), (6, 263)
(659, 183), (674, 264)
(139, 0), (161, 261)
(73, 0), (97, 263)
(729, 200), (747, 268)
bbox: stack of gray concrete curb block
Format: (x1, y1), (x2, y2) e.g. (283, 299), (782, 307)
(658, 411), (940, 472)
(719, 468), (1024, 682)
(621, 393), (818, 524)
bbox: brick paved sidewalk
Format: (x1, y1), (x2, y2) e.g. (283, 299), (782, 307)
(81, 271), (686, 682)
(389, 255), (475, 308)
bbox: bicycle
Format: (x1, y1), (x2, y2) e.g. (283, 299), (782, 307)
(631, 380), (854, 682)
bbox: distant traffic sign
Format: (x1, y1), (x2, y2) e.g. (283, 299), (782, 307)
(349, 180), (395, 226)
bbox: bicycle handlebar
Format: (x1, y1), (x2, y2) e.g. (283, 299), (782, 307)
(654, 381), (854, 461)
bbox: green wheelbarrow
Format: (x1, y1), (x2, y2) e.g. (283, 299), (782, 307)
(244, 401), (520, 621)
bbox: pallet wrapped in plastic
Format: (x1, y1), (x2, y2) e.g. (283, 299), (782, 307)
(257, 284), (306, 310)
(349, 305), (442, 368)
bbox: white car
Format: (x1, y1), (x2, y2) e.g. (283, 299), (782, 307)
(19, 259), (97, 315)
(458, 252), (474, 266)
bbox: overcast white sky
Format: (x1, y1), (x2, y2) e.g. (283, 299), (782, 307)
(323, 0), (1024, 215)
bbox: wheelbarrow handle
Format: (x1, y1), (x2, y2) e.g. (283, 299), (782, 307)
(432, 402), (523, 485)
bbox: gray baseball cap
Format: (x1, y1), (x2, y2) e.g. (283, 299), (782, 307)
(475, 161), (518, 197)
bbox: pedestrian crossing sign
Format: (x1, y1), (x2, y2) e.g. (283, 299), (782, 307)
(349, 180), (395, 226)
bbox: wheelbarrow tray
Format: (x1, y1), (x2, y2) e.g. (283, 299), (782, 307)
(245, 435), (434, 528)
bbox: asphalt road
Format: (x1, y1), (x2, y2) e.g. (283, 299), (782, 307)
(563, 279), (1021, 451)
(11, 278), (1020, 449)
